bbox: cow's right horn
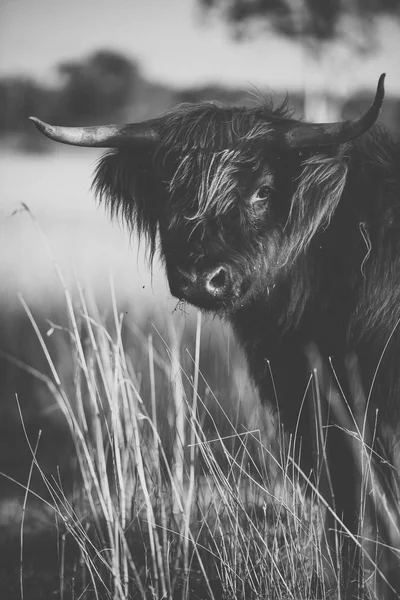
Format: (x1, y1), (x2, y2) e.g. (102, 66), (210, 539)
(29, 117), (160, 148)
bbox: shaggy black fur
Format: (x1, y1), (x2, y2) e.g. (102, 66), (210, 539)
(93, 100), (400, 596)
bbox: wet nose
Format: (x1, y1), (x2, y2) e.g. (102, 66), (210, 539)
(173, 265), (232, 300)
(205, 266), (229, 295)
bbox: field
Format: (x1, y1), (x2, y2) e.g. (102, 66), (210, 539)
(1, 149), (399, 599)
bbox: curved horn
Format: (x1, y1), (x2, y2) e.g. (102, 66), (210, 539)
(284, 73), (386, 149)
(29, 117), (160, 148)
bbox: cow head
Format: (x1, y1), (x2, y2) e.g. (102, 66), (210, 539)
(30, 75), (385, 314)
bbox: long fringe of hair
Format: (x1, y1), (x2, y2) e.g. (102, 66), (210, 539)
(92, 100), (350, 268)
(282, 150), (349, 265)
(92, 99), (294, 246)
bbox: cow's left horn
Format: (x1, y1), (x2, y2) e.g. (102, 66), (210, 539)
(284, 73), (386, 149)
(29, 117), (160, 148)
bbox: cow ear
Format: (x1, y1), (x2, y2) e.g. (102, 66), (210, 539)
(282, 151), (348, 263)
(93, 149), (158, 259)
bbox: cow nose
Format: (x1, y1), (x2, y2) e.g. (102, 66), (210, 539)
(205, 266), (229, 295)
(172, 265), (232, 301)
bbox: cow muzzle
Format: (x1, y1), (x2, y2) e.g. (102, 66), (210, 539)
(169, 265), (236, 308)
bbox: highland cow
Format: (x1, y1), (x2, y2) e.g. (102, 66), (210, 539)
(30, 74), (400, 595)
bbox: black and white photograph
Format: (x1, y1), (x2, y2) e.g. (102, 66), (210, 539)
(1, 1), (400, 598)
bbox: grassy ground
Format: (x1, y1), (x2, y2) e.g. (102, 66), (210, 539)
(2, 282), (400, 599)
(0, 280), (331, 600)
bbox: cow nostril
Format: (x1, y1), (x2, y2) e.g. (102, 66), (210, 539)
(207, 267), (227, 293)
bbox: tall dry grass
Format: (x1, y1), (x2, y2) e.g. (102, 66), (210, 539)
(5, 278), (399, 600)
(2, 279), (328, 600)
(0, 212), (399, 598)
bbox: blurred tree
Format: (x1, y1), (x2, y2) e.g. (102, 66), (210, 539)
(201, 0), (399, 44)
(0, 77), (47, 132)
(200, 0), (400, 119)
(0, 77), (57, 150)
(0, 49), (181, 150)
(56, 50), (139, 124)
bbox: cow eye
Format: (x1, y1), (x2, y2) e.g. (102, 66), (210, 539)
(253, 185), (271, 202)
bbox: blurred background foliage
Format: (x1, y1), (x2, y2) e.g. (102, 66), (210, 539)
(201, 0), (400, 119)
(1, 45), (399, 152)
(201, 0), (400, 43)
(2, 0), (400, 151)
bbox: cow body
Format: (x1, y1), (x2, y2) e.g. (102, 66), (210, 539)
(31, 77), (400, 596)
(232, 126), (400, 419)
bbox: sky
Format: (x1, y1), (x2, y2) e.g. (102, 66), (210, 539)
(0, 0), (399, 95)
